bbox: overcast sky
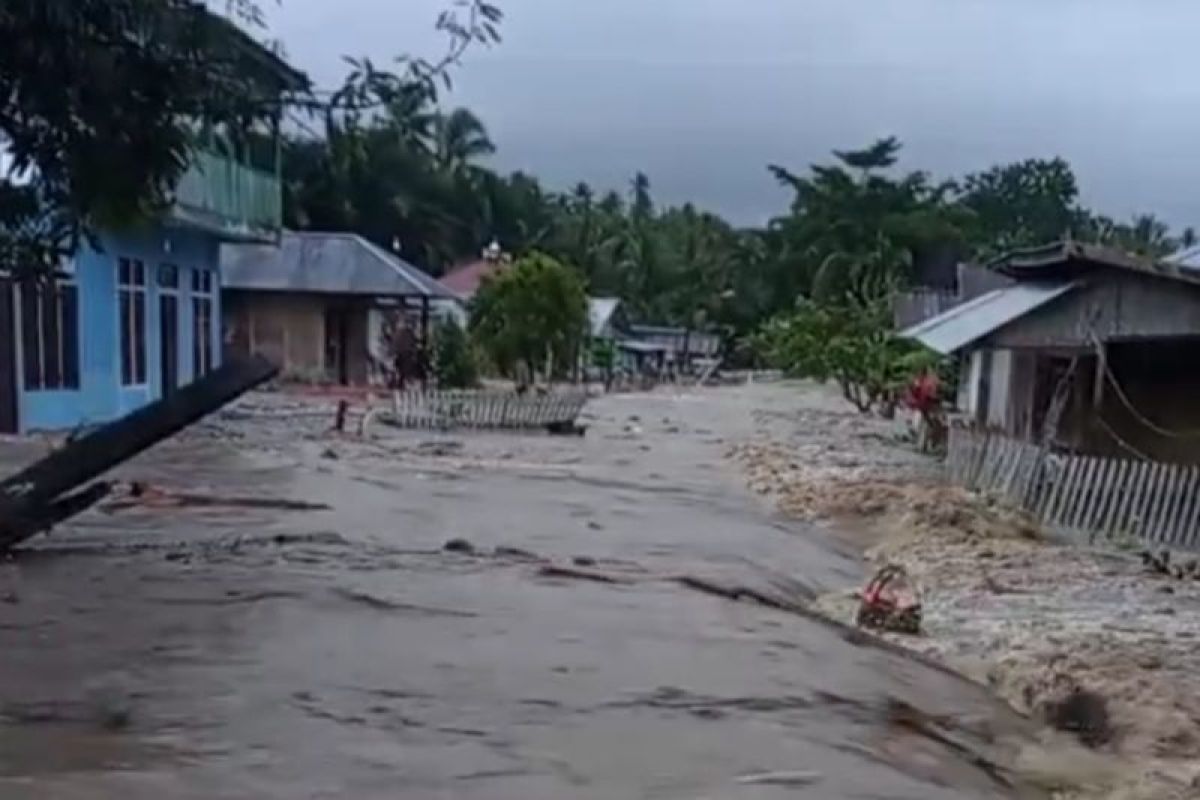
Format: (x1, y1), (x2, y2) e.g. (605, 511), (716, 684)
(261, 0), (1200, 227)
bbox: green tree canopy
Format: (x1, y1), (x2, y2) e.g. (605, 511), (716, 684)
(468, 252), (589, 381)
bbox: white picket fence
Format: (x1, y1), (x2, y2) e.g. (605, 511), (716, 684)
(947, 427), (1200, 549)
(381, 390), (589, 431)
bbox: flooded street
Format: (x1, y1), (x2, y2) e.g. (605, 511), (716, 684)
(0, 384), (1044, 799)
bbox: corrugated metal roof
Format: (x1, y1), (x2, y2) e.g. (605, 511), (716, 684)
(899, 282), (1077, 354)
(221, 232), (453, 299)
(992, 240), (1200, 286)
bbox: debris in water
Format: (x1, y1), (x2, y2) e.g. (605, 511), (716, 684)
(856, 565), (922, 635)
(493, 545), (539, 561)
(735, 770), (822, 787)
(1043, 687), (1112, 748)
(443, 538), (476, 554)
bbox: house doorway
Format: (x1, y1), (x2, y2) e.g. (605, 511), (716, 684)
(324, 306), (350, 385)
(0, 278), (17, 433)
(158, 265), (180, 398)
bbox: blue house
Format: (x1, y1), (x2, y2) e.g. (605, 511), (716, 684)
(0, 28), (305, 434)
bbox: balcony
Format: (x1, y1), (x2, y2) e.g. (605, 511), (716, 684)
(173, 149), (282, 242)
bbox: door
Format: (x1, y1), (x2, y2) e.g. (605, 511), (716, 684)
(324, 306), (349, 385)
(0, 279), (17, 433)
(159, 294), (179, 397)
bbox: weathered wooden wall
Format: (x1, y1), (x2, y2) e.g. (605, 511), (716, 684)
(893, 289), (957, 329)
(224, 291), (327, 379)
(988, 270), (1200, 348)
(224, 292), (377, 384)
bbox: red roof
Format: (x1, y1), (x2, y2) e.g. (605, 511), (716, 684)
(439, 258), (507, 299)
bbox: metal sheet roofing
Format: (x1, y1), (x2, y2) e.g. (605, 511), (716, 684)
(221, 232), (453, 299)
(992, 240), (1200, 286)
(899, 282), (1077, 354)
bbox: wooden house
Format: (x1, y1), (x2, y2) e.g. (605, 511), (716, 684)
(903, 241), (1200, 464)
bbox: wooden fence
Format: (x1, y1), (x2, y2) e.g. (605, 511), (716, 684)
(380, 390), (589, 431)
(947, 427), (1200, 549)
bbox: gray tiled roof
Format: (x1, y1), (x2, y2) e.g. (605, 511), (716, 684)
(221, 231), (453, 299)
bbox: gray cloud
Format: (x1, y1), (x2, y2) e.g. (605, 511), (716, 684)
(264, 0), (1200, 227)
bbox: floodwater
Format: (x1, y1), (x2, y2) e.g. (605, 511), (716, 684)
(0, 385), (1045, 799)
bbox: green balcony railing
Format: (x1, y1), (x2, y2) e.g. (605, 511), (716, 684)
(173, 149), (282, 241)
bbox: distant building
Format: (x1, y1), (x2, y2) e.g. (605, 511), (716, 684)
(222, 231), (454, 385)
(439, 242), (509, 303)
(902, 241), (1200, 463)
(0, 15), (305, 433)
(627, 324), (722, 368)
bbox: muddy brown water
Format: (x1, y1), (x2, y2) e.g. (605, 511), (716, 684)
(0, 386), (1045, 799)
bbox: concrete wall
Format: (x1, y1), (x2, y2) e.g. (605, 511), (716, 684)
(16, 225), (221, 432)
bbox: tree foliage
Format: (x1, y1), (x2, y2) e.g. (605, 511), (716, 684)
(432, 317), (479, 389)
(0, 0), (501, 274)
(468, 253), (589, 381)
(755, 299), (938, 415)
(0, 0), (282, 272)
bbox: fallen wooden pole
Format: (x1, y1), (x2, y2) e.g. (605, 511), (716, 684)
(0, 356), (278, 551)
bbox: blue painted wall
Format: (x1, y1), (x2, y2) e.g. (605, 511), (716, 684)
(17, 224), (223, 433)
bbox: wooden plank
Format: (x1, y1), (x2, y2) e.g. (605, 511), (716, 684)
(1077, 457), (1107, 539)
(1064, 457), (1097, 536)
(1042, 454), (1076, 527)
(946, 429), (963, 477)
(1119, 461), (1147, 541)
(1049, 455), (1081, 533)
(1083, 457), (1117, 538)
(1052, 455), (1085, 528)
(1010, 442), (1035, 507)
(0, 355), (278, 551)
(1097, 458), (1130, 540)
(1136, 463), (1167, 543)
(1183, 467), (1200, 551)
(1153, 465), (1186, 546)
(992, 438), (1015, 493)
(1109, 459), (1141, 541)
(977, 436), (1003, 493)
(1166, 467), (1197, 547)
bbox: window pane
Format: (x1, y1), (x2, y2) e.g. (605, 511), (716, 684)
(133, 292), (146, 383)
(134, 261), (146, 286)
(20, 283), (41, 390)
(61, 285), (79, 389)
(120, 291), (132, 385)
(42, 286), (61, 389)
(119, 258), (130, 286)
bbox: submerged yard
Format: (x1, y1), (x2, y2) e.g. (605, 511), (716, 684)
(0, 382), (1067, 799)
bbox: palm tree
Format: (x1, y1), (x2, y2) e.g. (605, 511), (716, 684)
(434, 108), (496, 173)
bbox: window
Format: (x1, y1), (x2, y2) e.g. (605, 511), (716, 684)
(192, 268), (215, 376)
(119, 258), (147, 385)
(157, 263), (179, 289)
(19, 280), (80, 391)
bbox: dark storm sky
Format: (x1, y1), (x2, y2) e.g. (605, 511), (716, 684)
(262, 0), (1200, 227)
